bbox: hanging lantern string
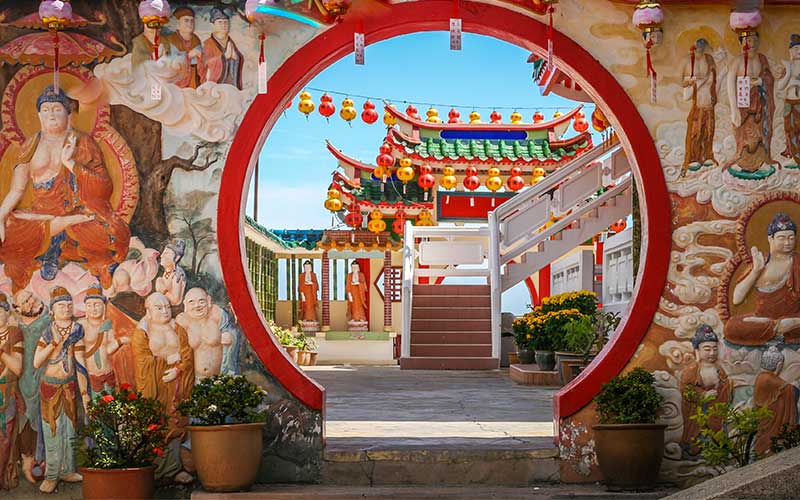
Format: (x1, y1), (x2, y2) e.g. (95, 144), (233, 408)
(303, 86), (582, 111)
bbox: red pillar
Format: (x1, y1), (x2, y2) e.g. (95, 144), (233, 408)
(538, 264), (551, 300)
(321, 251), (330, 331)
(595, 238), (604, 307)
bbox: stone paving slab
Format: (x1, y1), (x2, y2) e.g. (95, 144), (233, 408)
(193, 484), (677, 500)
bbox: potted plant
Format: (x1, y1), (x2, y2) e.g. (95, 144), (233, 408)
(511, 316), (535, 364)
(562, 310), (620, 383)
(179, 374), (268, 492)
(294, 333), (318, 366)
(75, 384), (168, 500)
(272, 323), (298, 362)
(593, 368), (666, 491)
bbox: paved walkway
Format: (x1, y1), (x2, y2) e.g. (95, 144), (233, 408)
(304, 365), (557, 449)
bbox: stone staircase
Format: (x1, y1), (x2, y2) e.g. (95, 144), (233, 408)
(400, 284), (497, 370)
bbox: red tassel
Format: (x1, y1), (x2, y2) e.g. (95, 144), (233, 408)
(153, 29), (160, 61)
(646, 40), (657, 104)
(259, 32), (265, 64)
(258, 33), (267, 94)
(743, 42), (750, 78)
(53, 31), (60, 91)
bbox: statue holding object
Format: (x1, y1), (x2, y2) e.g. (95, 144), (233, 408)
(298, 260), (319, 333)
(346, 261), (368, 332)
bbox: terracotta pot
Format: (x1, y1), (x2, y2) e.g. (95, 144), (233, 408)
(297, 350), (311, 365)
(508, 352), (520, 365)
(517, 349), (535, 364)
(189, 422), (266, 492)
(535, 350), (556, 371)
(593, 423), (666, 491)
(284, 345), (298, 362)
(80, 465), (155, 500)
(308, 351), (319, 366)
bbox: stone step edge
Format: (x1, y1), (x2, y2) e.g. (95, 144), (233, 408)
(323, 447), (559, 463)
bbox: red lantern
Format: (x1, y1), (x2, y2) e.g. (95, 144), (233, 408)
(418, 171), (436, 201)
(362, 100), (378, 124)
(573, 117), (589, 133)
(376, 152), (394, 168)
(406, 104), (420, 120)
(507, 166), (525, 192)
(463, 166), (480, 207)
(490, 110), (502, 124)
(610, 218), (627, 233)
(345, 211), (363, 228)
(319, 93), (335, 121)
(379, 142), (392, 155)
(392, 211), (406, 235)
(533, 111), (545, 123)
(448, 108), (462, 123)
(575, 110), (586, 120)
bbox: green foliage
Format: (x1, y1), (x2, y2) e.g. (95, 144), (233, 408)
(771, 424), (800, 454)
(594, 368), (664, 424)
(271, 322), (294, 346)
(538, 290), (598, 316)
(684, 386), (773, 472)
(178, 374), (268, 426)
(293, 332), (317, 352)
(513, 308), (585, 352)
(563, 310), (621, 364)
(75, 385), (169, 469)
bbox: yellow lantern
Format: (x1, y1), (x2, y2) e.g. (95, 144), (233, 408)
(298, 91), (315, 117)
(553, 111), (563, 118)
(367, 210), (386, 233)
(486, 167), (502, 207)
(416, 209), (435, 226)
(426, 107), (442, 123)
(397, 159), (415, 194)
(384, 104), (397, 126)
(440, 165), (457, 204)
(327, 189), (341, 200)
(510, 111), (523, 124)
(340, 97), (357, 125)
(532, 167), (546, 184)
(469, 111), (482, 124)
(324, 197), (343, 212)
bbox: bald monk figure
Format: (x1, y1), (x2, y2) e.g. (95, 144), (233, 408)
(176, 288), (236, 383)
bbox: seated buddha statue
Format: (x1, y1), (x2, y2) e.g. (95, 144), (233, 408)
(726, 213), (800, 345)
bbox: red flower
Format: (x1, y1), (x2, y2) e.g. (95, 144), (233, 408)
(120, 383), (131, 391)
(101, 394), (114, 403)
(152, 447), (164, 457)
(127, 392), (137, 401)
(147, 424), (159, 432)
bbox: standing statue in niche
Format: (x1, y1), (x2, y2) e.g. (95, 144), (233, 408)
(298, 260), (319, 332)
(0, 293), (23, 490)
(200, 7), (243, 90)
(726, 31), (776, 175)
(753, 346), (799, 455)
(681, 39), (718, 175)
(680, 325), (730, 458)
(165, 7), (203, 89)
(346, 261), (368, 331)
(778, 34), (800, 166)
(726, 213), (800, 345)
(0, 86), (131, 291)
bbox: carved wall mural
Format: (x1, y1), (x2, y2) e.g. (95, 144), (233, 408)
(2, 0), (800, 493)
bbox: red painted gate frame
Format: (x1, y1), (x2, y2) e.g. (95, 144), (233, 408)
(217, 0), (670, 421)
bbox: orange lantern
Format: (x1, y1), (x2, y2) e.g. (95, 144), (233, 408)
(417, 164), (436, 201)
(507, 166), (525, 192)
(448, 108), (462, 123)
(319, 93), (335, 121)
(406, 104), (420, 120)
(490, 111), (502, 124)
(533, 111), (544, 123)
(361, 100), (378, 124)
(392, 210), (406, 235)
(610, 218), (627, 233)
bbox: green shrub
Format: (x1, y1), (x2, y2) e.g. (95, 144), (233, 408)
(684, 386), (773, 472)
(75, 384), (169, 469)
(594, 368), (663, 424)
(563, 310), (620, 363)
(178, 374), (268, 426)
(538, 290), (597, 316)
(513, 308), (585, 352)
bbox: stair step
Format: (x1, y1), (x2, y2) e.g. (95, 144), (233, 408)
(410, 344), (492, 357)
(413, 295), (491, 307)
(412, 306), (491, 319)
(413, 284), (490, 296)
(410, 332), (491, 344)
(411, 319), (491, 332)
(400, 357), (499, 370)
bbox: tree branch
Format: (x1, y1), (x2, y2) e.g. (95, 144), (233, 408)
(165, 141), (222, 173)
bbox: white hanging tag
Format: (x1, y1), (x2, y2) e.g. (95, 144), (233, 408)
(737, 76), (750, 108)
(151, 82), (162, 101)
(354, 32), (365, 65)
(650, 73), (657, 104)
(547, 39), (554, 69)
(450, 18), (462, 51)
(258, 61), (268, 94)
(469, 196), (474, 207)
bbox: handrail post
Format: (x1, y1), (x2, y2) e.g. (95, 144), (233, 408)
(401, 221), (414, 359)
(488, 211), (501, 362)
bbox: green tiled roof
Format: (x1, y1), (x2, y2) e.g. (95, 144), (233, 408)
(245, 216), (323, 250)
(395, 137), (590, 163)
(350, 177), (428, 205)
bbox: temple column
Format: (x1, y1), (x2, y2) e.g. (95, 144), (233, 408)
(384, 250), (392, 332)
(321, 250), (330, 331)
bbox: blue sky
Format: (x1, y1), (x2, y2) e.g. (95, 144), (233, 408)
(250, 31), (595, 314)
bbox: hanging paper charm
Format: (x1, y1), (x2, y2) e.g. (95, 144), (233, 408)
(354, 19), (365, 65)
(450, 0), (462, 51)
(730, 9), (761, 109)
(544, 0), (558, 69)
(632, 1), (664, 104)
(463, 166), (481, 207)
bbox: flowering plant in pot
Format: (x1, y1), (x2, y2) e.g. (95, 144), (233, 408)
(592, 368), (666, 491)
(272, 322), (298, 362)
(75, 384), (168, 500)
(178, 374), (268, 492)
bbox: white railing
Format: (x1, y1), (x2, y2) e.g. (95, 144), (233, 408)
(401, 222), (500, 359)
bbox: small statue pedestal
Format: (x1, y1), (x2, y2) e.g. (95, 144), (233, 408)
(348, 320), (368, 332)
(300, 320), (319, 334)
